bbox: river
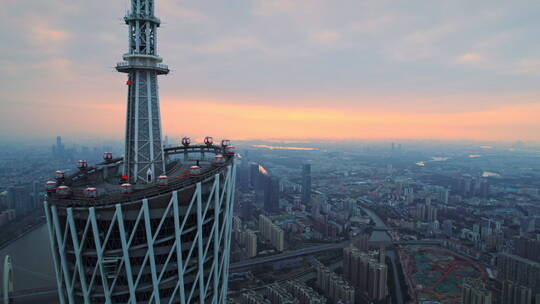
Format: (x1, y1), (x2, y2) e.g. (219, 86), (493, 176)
(360, 206), (392, 242)
(0, 223), (56, 292)
(360, 206), (404, 304)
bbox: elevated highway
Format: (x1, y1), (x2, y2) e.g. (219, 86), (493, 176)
(230, 239), (442, 271)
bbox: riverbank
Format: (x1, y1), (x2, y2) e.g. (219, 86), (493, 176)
(0, 218), (46, 251)
(0, 223), (56, 292)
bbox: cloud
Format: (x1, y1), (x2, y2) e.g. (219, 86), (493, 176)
(1, 0), (540, 141)
(159, 1), (210, 24)
(406, 24), (458, 43)
(252, 0), (297, 16)
(456, 52), (485, 64)
(30, 25), (71, 43)
(349, 14), (399, 35)
(251, 0), (323, 17)
(195, 36), (270, 54)
(386, 23), (460, 62)
(512, 59), (540, 75)
(310, 30), (340, 45)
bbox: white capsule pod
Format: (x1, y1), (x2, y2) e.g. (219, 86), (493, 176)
(103, 152), (113, 162)
(55, 170), (65, 181)
(204, 136), (213, 146)
(84, 187), (97, 199)
(157, 175), (169, 187)
(181, 137), (191, 147)
(77, 160), (88, 170)
(224, 146), (235, 156)
(45, 181), (57, 192)
(189, 165), (202, 177)
(56, 185), (71, 198)
(120, 183), (133, 194)
(221, 139), (231, 147)
(214, 155), (225, 167)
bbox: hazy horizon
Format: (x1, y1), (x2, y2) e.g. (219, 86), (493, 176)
(0, 136), (538, 149)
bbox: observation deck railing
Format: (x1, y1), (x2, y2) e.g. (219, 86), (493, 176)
(49, 145), (233, 208)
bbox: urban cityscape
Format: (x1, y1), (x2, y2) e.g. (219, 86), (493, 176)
(1, 1), (540, 304)
(2, 137), (540, 303)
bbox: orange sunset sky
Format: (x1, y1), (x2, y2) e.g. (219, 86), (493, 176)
(1, 0), (540, 142)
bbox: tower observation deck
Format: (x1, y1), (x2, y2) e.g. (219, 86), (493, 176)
(43, 1), (236, 303)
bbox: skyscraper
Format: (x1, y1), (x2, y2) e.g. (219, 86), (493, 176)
(316, 265), (356, 304)
(368, 262), (388, 301)
(415, 200), (437, 223)
(462, 278), (492, 304)
(497, 253), (540, 294)
(245, 230), (258, 258)
(515, 236), (540, 263)
(259, 215), (285, 251)
(52, 136), (66, 160)
(264, 176), (280, 213)
(301, 164), (311, 205)
(502, 280), (533, 304)
(44, 1), (236, 303)
(343, 246), (388, 302)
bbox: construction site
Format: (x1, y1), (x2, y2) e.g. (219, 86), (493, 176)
(399, 246), (485, 303)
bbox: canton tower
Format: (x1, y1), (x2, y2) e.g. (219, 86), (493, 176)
(116, 0), (168, 184)
(44, 1), (236, 303)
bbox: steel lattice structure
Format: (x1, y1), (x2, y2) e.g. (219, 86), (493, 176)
(116, 0), (168, 184)
(45, 164), (235, 303)
(44, 1), (237, 303)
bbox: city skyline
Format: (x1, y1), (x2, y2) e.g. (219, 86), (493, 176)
(2, 0), (540, 141)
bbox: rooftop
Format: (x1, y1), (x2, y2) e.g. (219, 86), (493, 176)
(47, 144), (233, 207)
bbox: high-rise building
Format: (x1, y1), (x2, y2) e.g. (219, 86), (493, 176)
(442, 219), (454, 237)
(241, 199), (254, 220)
(240, 291), (271, 304)
(245, 230), (258, 258)
(52, 136), (66, 160)
(479, 178), (490, 198)
(416, 203), (426, 221)
(520, 217), (536, 235)
(301, 164), (311, 205)
(515, 237), (540, 264)
(317, 265), (355, 304)
(497, 253), (540, 293)
(264, 176), (280, 213)
(259, 215), (285, 251)
(502, 280), (533, 304)
(415, 201), (437, 223)
(283, 280), (326, 304)
(367, 262), (388, 301)
(237, 160), (250, 191)
(7, 184), (34, 216)
(343, 246), (387, 302)
(44, 1), (236, 302)
(265, 283), (299, 304)
(427, 205), (438, 222)
(462, 278), (492, 304)
(249, 163), (260, 189)
(351, 234), (369, 252)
